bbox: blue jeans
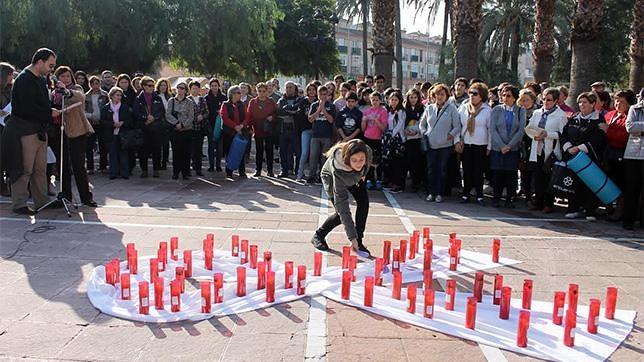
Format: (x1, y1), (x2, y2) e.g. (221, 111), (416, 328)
(426, 146), (451, 196)
(297, 129), (313, 179)
(207, 132), (223, 170)
(109, 136), (129, 177)
(279, 129), (298, 174)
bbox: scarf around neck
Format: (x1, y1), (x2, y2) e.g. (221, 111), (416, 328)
(466, 102), (483, 135)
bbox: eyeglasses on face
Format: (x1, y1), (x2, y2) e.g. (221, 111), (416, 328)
(177, 86), (186, 90)
(469, 91), (479, 96)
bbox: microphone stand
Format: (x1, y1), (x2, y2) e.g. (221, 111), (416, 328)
(38, 91), (77, 217)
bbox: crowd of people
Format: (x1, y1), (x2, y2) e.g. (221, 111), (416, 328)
(0, 48), (642, 231)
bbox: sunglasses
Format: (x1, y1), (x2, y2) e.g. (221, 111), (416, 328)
(177, 86), (186, 90)
(544, 98), (555, 102)
(469, 91), (479, 96)
(144, 83), (154, 88)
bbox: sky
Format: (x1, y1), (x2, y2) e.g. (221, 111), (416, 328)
(400, 1), (447, 36)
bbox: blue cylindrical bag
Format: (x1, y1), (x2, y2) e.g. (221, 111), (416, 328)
(225, 134), (249, 171)
(566, 151), (621, 204)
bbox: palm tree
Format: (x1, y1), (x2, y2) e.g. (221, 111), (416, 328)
(395, 0), (403, 89)
(337, 0), (371, 77)
(451, 0), (484, 80)
(371, 0), (395, 87)
(532, 0), (556, 83)
(407, 0), (451, 81)
(568, 0), (604, 109)
(629, 0), (643, 91)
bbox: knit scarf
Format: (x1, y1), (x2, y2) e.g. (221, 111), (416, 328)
(466, 102), (483, 135)
(110, 102), (121, 124)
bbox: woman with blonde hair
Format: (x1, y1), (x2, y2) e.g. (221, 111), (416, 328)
(310, 139), (373, 256)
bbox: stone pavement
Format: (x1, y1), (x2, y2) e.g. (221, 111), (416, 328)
(0, 166), (642, 361)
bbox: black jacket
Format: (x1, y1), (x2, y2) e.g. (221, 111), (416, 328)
(121, 87), (137, 111)
(561, 111), (607, 162)
(100, 103), (134, 143)
(205, 91), (227, 128)
(133, 92), (166, 132)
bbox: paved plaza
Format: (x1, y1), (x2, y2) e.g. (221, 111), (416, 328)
(0, 165), (642, 361)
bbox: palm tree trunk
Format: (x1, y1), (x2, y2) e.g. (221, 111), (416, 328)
(452, 0), (483, 80)
(532, 0), (556, 83)
(439, 0), (451, 81)
(568, 0), (603, 109)
(510, 22), (521, 79)
(395, 0), (403, 89)
(371, 0), (395, 88)
(362, 0), (369, 77)
(629, 0), (644, 91)
(501, 31), (510, 65)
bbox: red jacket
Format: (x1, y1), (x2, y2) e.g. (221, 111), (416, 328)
(219, 101), (247, 130)
(605, 109), (629, 149)
(246, 97), (277, 138)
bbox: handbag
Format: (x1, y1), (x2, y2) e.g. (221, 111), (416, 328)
(548, 160), (576, 197)
(119, 129), (144, 151)
(213, 114), (223, 141)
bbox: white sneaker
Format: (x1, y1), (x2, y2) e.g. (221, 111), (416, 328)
(585, 215), (597, 221)
(425, 194), (434, 202)
(565, 211), (584, 219)
(435, 195), (443, 203)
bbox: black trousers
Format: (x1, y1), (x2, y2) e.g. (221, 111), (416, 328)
(403, 139), (425, 189)
(492, 169), (518, 201)
(172, 131), (192, 177)
(62, 134), (92, 203)
(87, 124), (108, 170)
(139, 130), (162, 172)
(568, 177), (599, 216)
(446, 151), (462, 195)
(161, 130), (170, 168)
(191, 131), (205, 172)
(622, 159), (643, 226)
(532, 156), (555, 208)
(255, 136), (274, 173)
(316, 180), (369, 243)
(461, 144), (487, 199)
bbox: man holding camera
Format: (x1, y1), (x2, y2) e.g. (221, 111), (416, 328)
(2, 48), (61, 215)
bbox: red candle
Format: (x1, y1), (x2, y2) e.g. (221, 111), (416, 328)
(448, 245), (458, 271)
(392, 271), (402, 300)
(240, 239), (249, 264)
(341, 270), (352, 300)
(492, 238), (501, 263)
(563, 310), (576, 347)
(445, 279), (456, 311)
(159, 242), (168, 266)
(408, 235), (416, 260)
(204, 247), (213, 271)
(423, 227), (430, 241)
(473, 272), (484, 302)
(214, 273), (223, 303)
(553, 291), (566, 325)
(424, 289), (435, 318)
(296, 265), (306, 295)
(138, 281), (149, 314)
(522, 279), (533, 310)
(126, 243), (135, 268)
(257, 261), (266, 290)
(206, 233), (214, 242)
(605, 287), (617, 320)
(120, 273), (131, 300)
(349, 256), (357, 282)
(465, 296), (477, 329)
(392, 248), (400, 273)
(249, 245), (258, 269)
(183, 250), (192, 278)
(454, 239), (462, 264)
(423, 269), (433, 291)
(157, 248), (166, 272)
(203, 238), (213, 254)
(284, 261), (294, 289)
(493, 274), (503, 305)
(231, 235), (239, 256)
(424, 238), (433, 255)
(342, 246), (351, 269)
(364, 276), (374, 307)
(423, 249), (432, 272)
(170, 236), (179, 261)
(154, 277), (164, 310)
(313, 252), (322, 276)
(105, 262), (114, 285)
(236, 266), (246, 297)
(588, 298), (601, 334)
(149, 258), (159, 284)
(374, 257), (384, 286)
(383, 240), (391, 265)
(449, 232), (456, 241)
(567, 284), (579, 316)
(130, 250), (138, 275)
(399, 239), (407, 262)
(201, 281), (211, 313)
(263, 251), (272, 272)
(176, 266), (185, 293)
(111, 258), (120, 281)
(499, 286), (512, 320)
(170, 279), (181, 312)
(266, 271), (275, 303)
(517, 310), (530, 348)
(407, 284), (417, 314)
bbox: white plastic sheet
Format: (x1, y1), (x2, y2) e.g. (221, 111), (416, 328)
(322, 281), (636, 362)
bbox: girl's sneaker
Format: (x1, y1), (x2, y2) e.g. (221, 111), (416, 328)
(375, 180), (383, 190)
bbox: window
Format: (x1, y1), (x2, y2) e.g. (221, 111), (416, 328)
(337, 38), (346, 46)
(352, 40), (361, 48)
